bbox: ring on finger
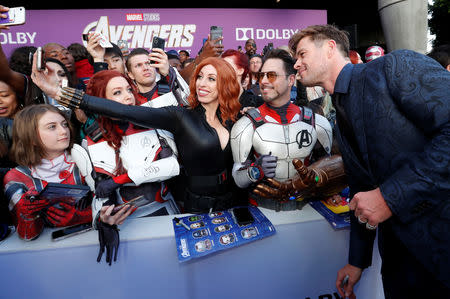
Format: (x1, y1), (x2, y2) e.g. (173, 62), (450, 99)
(357, 215), (367, 224)
(366, 223), (377, 230)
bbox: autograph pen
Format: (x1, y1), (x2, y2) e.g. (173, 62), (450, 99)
(340, 275), (350, 298)
(174, 217), (190, 230)
(341, 274), (349, 288)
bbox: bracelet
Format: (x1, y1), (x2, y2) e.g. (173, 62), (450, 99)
(59, 87), (85, 109)
(247, 164), (264, 183)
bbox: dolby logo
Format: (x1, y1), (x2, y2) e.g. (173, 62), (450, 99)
(235, 28), (254, 41)
(236, 27), (299, 41)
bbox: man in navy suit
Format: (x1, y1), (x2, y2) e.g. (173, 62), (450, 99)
(288, 25), (450, 298)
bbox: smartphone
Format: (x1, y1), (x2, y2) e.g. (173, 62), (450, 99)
(117, 39), (129, 53)
(210, 26), (223, 45)
(233, 207), (254, 226)
(36, 47), (45, 71)
(51, 223), (93, 241)
(0, 7), (25, 26)
(112, 195), (149, 214)
(152, 36), (165, 51)
(82, 32), (113, 48)
(151, 37), (165, 64)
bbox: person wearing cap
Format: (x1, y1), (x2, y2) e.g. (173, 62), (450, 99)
(365, 45), (385, 62)
(166, 50), (182, 72)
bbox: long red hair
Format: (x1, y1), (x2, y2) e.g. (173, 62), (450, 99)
(187, 57), (241, 124)
(86, 70), (139, 175)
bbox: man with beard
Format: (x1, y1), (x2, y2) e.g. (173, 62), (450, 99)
(230, 49), (341, 211)
(289, 24), (450, 298)
(244, 39), (257, 59)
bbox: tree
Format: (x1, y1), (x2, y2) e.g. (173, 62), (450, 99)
(428, 0), (450, 47)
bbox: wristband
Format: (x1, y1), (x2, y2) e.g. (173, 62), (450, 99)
(247, 163), (264, 183)
(59, 87), (85, 109)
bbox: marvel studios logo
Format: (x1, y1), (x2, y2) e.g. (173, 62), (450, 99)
(126, 13), (160, 22)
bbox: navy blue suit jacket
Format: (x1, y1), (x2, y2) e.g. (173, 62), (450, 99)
(333, 50), (450, 287)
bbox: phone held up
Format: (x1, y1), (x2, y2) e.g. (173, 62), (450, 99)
(51, 223), (93, 241)
(36, 47), (45, 71)
(152, 36), (165, 51)
(0, 7), (25, 26)
(117, 39), (129, 53)
(151, 36), (165, 64)
(210, 26), (223, 45)
(82, 32), (113, 48)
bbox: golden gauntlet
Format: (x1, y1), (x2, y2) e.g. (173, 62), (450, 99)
(253, 155), (347, 201)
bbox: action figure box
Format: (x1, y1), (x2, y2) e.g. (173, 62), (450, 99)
(309, 187), (351, 230)
(172, 206), (276, 262)
(39, 183), (91, 206)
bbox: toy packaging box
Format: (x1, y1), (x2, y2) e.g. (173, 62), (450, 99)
(309, 187), (351, 230)
(172, 206), (276, 262)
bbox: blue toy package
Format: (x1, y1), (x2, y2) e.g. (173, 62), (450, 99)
(172, 206), (276, 262)
(309, 187), (351, 230)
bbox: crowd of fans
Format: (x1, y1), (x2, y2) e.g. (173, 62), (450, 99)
(0, 5), (449, 272)
(1, 4), (450, 297)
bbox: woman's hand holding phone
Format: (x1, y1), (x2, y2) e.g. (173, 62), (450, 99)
(31, 51), (61, 99)
(100, 204), (134, 226)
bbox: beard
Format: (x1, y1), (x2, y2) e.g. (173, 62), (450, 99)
(297, 60), (328, 87)
(261, 86), (291, 105)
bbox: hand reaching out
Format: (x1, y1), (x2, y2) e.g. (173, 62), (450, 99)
(31, 51), (61, 99)
(0, 5), (10, 30)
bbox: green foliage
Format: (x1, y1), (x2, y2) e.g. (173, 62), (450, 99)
(428, 0), (450, 46)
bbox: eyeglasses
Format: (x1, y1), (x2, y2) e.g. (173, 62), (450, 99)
(256, 71), (289, 83)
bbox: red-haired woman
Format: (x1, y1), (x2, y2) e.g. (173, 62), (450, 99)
(33, 56), (246, 214)
(82, 70), (181, 264)
(221, 49), (264, 109)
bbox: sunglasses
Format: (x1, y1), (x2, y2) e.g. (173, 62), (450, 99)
(256, 71), (289, 83)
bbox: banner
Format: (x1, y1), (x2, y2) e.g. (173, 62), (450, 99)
(1, 8), (326, 58)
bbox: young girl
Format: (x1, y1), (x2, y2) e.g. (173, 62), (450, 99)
(4, 104), (92, 241)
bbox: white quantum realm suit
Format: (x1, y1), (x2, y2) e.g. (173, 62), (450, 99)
(231, 102), (332, 210)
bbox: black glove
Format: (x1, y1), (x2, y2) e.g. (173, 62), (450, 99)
(95, 178), (121, 198)
(97, 221), (120, 266)
(254, 154), (278, 178)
